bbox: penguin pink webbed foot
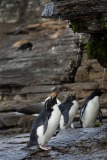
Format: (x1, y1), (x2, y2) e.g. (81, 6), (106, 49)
(39, 145), (52, 151)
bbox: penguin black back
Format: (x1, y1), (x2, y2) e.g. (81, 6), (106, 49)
(17, 42), (33, 51)
(66, 94), (76, 103)
(87, 88), (103, 99)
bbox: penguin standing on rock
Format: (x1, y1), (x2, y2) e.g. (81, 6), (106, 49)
(59, 93), (79, 129)
(27, 91), (61, 151)
(80, 88), (103, 128)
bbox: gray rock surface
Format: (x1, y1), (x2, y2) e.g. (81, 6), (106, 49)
(41, 0), (107, 33)
(0, 112), (36, 134)
(0, 24), (79, 86)
(1, 124), (107, 160)
(0, 0), (41, 23)
(0, 20), (81, 133)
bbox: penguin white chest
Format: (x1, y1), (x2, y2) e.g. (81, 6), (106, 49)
(66, 100), (79, 127)
(47, 105), (61, 135)
(69, 100), (79, 120)
(82, 96), (100, 128)
(37, 104), (61, 145)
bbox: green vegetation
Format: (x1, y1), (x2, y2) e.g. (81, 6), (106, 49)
(86, 37), (107, 67)
(69, 20), (87, 33)
(86, 39), (107, 59)
(94, 121), (102, 127)
(100, 17), (107, 28)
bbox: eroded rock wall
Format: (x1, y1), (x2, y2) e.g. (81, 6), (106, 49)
(0, 1), (107, 134)
(0, 0), (41, 23)
(0, 20), (107, 134)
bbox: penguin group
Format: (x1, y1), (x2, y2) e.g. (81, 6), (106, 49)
(27, 87), (103, 150)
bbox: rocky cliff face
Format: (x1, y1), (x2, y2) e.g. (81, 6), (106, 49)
(0, 0), (41, 23)
(0, 1), (107, 134)
(0, 2), (107, 160)
(42, 0), (107, 68)
(0, 20), (107, 134)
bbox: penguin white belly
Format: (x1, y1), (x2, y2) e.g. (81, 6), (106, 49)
(60, 115), (65, 129)
(56, 99), (61, 105)
(82, 97), (99, 128)
(37, 125), (45, 145)
(60, 100), (79, 129)
(37, 104), (61, 146)
(68, 100), (79, 126)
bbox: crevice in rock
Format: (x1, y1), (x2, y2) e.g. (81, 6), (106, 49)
(61, 43), (84, 83)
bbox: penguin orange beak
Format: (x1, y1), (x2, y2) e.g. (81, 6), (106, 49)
(51, 92), (57, 99)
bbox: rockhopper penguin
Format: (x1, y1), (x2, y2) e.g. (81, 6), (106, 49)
(27, 92), (61, 151)
(80, 88), (103, 128)
(59, 93), (79, 129)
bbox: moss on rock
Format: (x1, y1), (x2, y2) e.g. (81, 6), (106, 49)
(86, 37), (107, 68)
(69, 20), (87, 33)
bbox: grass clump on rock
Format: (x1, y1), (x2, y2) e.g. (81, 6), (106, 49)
(69, 20), (87, 33)
(86, 35), (107, 68)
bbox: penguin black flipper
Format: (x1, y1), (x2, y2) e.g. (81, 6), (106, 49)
(98, 108), (103, 122)
(62, 109), (69, 126)
(59, 102), (73, 126)
(80, 99), (88, 117)
(80, 102), (88, 127)
(36, 110), (52, 135)
(79, 116), (83, 127)
(43, 113), (51, 135)
(80, 103), (87, 119)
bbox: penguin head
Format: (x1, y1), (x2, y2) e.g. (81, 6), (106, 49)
(93, 88), (103, 97)
(66, 93), (76, 103)
(44, 95), (57, 111)
(51, 87), (60, 97)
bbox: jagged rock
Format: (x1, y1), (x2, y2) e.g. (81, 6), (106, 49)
(0, 100), (44, 113)
(41, 0), (107, 33)
(0, 10), (107, 136)
(1, 124), (107, 159)
(75, 66), (90, 82)
(63, 82), (98, 91)
(0, 0), (41, 23)
(16, 103), (44, 115)
(0, 112), (36, 134)
(0, 21), (79, 86)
